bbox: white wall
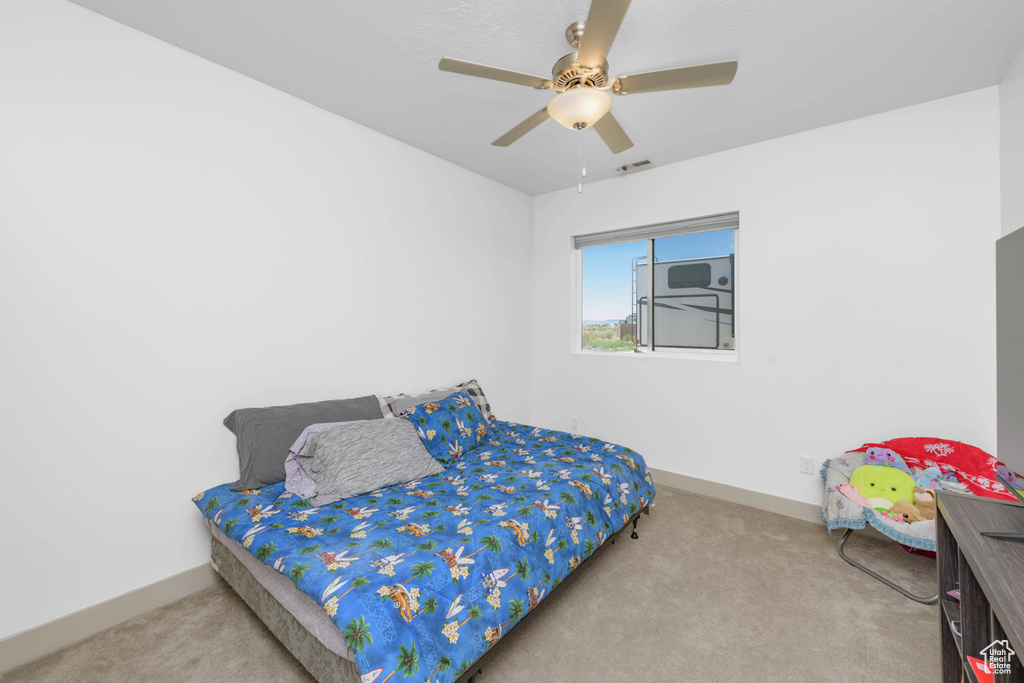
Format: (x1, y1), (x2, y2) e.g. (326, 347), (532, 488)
(530, 88), (1002, 507)
(1001, 44), (1024, 237)
(0, 0), (532, 639)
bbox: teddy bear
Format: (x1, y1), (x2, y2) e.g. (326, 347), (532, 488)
(890, 499), (926, 523)
(912, 485), (936, 520)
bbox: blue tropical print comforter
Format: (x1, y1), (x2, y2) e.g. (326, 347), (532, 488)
(193, 420), (655, 683)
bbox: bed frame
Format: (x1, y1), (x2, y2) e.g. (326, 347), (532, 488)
(210, 506), (650, 683)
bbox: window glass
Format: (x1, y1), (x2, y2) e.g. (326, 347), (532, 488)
(579, 223), (736, 354)
(580, 240), (646, 352)
(644, 231), (735, 349)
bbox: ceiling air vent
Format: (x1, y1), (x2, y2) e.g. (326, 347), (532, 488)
(614, 159), (653, 174)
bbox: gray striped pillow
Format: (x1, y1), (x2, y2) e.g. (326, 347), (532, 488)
(298, 418), (444, 505)
(377, 379), (494, 421)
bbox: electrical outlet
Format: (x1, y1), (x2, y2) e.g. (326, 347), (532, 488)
(570, 416), (579, 432)
(799, 456), (814, 475)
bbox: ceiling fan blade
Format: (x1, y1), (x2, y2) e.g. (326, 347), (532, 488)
(577, 0), (632, 68)
(614, 61), (738, 95)
(492, 108), (551, 147)
(592, 112), (633, 154)
(439, 57), (552, 89)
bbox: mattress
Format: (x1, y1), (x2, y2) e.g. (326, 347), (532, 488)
(194, 420), (656, 683)
(207, 520), (352, 659)
(210, 530), (362, 683)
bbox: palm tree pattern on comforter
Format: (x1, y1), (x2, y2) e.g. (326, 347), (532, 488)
(193, 420), (655, 683)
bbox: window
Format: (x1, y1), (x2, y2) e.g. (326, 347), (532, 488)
(577, 212), (738, 354)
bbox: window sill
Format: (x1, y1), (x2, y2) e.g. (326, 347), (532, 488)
(574, 347), (739, 363)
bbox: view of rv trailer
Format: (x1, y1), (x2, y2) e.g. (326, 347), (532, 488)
(633, 255), (734, 349)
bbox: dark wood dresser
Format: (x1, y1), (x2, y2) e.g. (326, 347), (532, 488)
(937, 492), (1024, 682)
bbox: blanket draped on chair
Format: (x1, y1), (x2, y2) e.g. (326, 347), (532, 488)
(849, 437), (1015, 501)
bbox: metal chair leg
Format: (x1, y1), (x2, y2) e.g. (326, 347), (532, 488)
(836, 528), (939, 605)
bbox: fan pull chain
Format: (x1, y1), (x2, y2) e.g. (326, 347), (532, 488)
(582, 127), (587, 177)
(577, 127), (587, 194)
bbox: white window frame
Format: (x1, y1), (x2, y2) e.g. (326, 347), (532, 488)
(573, 212), (739, 361)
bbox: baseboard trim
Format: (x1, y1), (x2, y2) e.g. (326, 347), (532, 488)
(649, 467), (823, 525)
(0, 562), (219, 673)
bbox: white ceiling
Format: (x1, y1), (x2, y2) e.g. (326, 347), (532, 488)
(66, 0), (1024, 195)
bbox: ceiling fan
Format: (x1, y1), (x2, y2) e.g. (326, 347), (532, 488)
(438, 0), (738, 154)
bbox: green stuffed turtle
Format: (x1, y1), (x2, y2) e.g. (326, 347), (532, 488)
(849, 464), (917, 505)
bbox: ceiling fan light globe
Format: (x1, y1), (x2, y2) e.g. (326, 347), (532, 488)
(547, 87), (612, 130)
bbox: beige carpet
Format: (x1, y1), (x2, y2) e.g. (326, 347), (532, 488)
(2, 486), (939, 682)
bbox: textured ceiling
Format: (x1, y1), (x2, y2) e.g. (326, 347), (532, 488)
(65, 0), (1024, 195)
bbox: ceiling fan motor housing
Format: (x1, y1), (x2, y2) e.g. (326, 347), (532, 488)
(552, 52), (608, 91)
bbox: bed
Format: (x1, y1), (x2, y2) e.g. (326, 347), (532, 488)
(193, 415), (655, 683)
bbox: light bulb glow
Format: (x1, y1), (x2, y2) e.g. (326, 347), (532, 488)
(547, 87), (612, 130)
